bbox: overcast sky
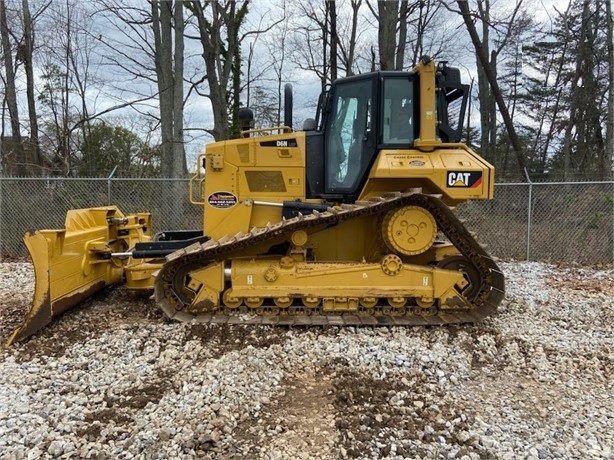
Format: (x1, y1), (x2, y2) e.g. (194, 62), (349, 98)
(5, 0), (578, 169)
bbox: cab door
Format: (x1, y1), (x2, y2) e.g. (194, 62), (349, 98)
(324, 76), (374, 196)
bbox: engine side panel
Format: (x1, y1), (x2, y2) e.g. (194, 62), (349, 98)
(361, 145), (495, 205)
(202, 133), (311, 240)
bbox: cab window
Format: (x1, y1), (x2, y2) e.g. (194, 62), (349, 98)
(381, 77), (416, 145)
(325, 78), (372, 192)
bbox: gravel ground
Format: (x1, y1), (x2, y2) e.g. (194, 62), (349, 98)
(0, 260), (612, 460)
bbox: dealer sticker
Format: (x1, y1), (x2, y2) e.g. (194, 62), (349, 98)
(208, 192), (238, 208)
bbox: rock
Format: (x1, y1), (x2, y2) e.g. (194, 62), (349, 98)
(0, 261), (612, 460)
(47, 440), (64, 456)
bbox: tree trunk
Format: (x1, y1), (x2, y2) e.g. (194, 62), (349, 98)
(322, 2), (328, 88)
(395, 0), (408, 70)
(378, 0), (397, 70)
(476, 0), (492, 162)
(152, 0), (186, 226)
(229, 1), (243, 137)
(561, 1), (585, 181)
(345, 0), (360, 76)
(0, 0), (24, 175)
(22, 0), (43, 175)
(329, 1), (338, 81)
(374, 0), (409, 71)
(488, 50), (497, 158)
(187, 1), (249, 142)
(173, 0), (186, 174)
(607, 0), (613, 179)
(457, 0), (527, 177)
(152, 0), (176, 178)
(188, 1), (230, 141)
(61, 0), (71, 175)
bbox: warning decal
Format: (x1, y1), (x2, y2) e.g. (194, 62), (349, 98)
(207, 192), (238, 208)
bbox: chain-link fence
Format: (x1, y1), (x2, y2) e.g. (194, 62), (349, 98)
(0, 178), (612, 264)
(457, 181), (613, 264)
(0, 178), (202, 259)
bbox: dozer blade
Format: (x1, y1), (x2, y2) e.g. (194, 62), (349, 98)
(5, 207), (151, 347)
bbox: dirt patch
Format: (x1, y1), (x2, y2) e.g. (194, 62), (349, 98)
(232, 367), (337, 458)
(77, 408), (134, 442)
(546, 265), (614, 295)
(0, 298), (29, 349)
(112, 383), (169, 410)
(329, 367), (465, 458)
(9, 286), (164, 362)
(75, 367), (175, 443)
(187, 324), (290, 357)
(320, 338), (545, 460)
(2, 300), (99, 361)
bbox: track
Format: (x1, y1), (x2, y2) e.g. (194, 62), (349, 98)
(154, 191), (505, 326)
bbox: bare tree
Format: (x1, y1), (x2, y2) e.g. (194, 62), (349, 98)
(365, 0), (410, 70)
(456, 0), (528, 177)
(90, 0), (189, 178)
(0, 0), (23, 175)
(36, 1), (101, 175)
(328, 1), (339, 80)
(151, 0), (186, 177)
(186, 0), (250, 141)
(341, 0), (363, 76)
(494, 8), (535, 176)
(365, 1), (461, 71)
(257, 2), (289, 126)
(405, 1), (450, 66)
(454, 0), (529, 167)
(21, 0), (49, 175)
(475, 0), (495, 162)
(607, 0), (613, 177)
(288, 0), (368, 88)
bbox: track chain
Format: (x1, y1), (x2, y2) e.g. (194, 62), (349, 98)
(154, 191), (505, 326)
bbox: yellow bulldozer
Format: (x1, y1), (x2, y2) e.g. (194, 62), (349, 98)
(6, 56), (504, 347)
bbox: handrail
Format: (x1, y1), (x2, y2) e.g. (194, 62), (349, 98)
(189, 153), (206, 205)
(240, 126), (293, 137)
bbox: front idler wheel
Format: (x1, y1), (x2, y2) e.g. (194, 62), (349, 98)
(437, 256), (482, 301)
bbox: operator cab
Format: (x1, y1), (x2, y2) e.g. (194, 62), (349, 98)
(323, 72), (417, 196)
(304, 61), (468, 202)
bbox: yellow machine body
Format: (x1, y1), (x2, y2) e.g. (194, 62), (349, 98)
(8, 58), (504, 346)
(7, 208), (152, 346)
(199, 137), (494, 241)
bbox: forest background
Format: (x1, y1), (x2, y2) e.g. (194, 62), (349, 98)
(0, 0), (612, 183)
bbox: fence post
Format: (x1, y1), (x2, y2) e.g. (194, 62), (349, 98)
(526, 181), (533, 261)
(107, 166), (118, 205)
(0, 177), (3, 259)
